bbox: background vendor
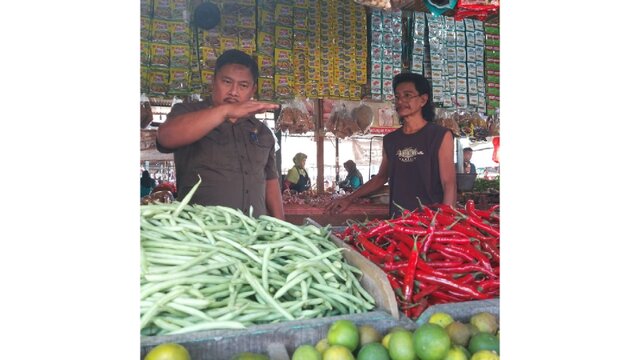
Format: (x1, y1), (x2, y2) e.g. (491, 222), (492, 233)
(283, 153), (311, 193)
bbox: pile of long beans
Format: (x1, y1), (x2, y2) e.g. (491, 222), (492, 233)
(335, 200), (499, 320)
(140, 179), (376, 336)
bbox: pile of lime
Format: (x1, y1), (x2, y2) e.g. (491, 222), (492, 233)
(290, 312), (499, 360)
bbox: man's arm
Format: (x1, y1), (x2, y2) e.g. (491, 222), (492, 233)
(438, 131), (457, 206)
(265, 178), (285, 220)
(157, 101), (280, 150)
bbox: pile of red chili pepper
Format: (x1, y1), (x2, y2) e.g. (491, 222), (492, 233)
(335, 200), (500, 320)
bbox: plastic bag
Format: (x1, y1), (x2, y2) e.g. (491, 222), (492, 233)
(276, 99), (315, 134)
(326, 101), (361, 139)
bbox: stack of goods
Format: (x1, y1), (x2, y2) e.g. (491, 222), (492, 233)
(409, 12), (427, 76)
(141, 0), (192, 97)
(425, 14), (487, 114)
(335, 200), (499, 320)
(197, 0), (257, 98)
(255, 0), (368, 101)
(369, 8), (403, 102)
(484, 22), (500, 115)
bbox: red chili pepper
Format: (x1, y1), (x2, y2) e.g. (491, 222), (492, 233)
(412, 283), (439, 301)
(430, 243), (476, 263)
(425, 252), (448, 262)
(386, 274), (403, 297)
(430, 290), (467, 303)
(391, 232), (417, 249)
(383, 261), (408, 272)
(426, 261), (469, 268)
(415, 272), (491, 299)
(394, 225), (430, 236)
(476, 279), (500, 295)
(432, 236), (472, 244)
(402, 238), (420, 302)
(433, 264), (498, 278)
(364, 221), (392, 238)
(420, 229), (435, 253)
(473, 239), (500, 264)
(410, 298), (431, 320)
(356, 234), (388, 258)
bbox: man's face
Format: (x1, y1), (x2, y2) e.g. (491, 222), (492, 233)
(393, 81), (427, 118)
(464, 151), (473, 161)
(211, 63), (256, 106)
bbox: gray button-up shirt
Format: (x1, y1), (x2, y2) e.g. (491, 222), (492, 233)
(158, 101), (278, 217)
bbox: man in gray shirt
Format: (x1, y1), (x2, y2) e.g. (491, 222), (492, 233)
(157, 49), (284, 219)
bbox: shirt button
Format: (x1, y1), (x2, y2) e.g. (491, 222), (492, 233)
(244, 171), (248, 175)
(245, 190), (249, 194)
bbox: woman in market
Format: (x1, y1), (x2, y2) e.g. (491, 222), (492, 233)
(325, 72), (456, 218)
(283, 152), (311, 193)
(140, 170), (156, 197)
(338, 160), (364, 192)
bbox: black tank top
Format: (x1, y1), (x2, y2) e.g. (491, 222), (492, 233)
(383, 122), (451, 217)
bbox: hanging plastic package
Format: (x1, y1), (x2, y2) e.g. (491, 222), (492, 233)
(423, 0), (458, 16)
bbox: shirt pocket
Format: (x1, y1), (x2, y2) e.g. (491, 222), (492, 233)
(201, 129), (237, 170)
(247, 127), (275, 170)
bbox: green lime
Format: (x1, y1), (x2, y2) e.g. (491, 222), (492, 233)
(293, 344), (322, 360)
(468, 333), (499, 355)
(469, 350), (499, 360)
(469, 313), (498, 335)
(442, 345), (468, 360)
(144, 343), (191, 360)
(427, 312), (455, 328)
(445, 321), (472, 347)
(357, 342), (391, 360)
(388, 330), (416, 360)
(359, 325), (382, 347)
(327, 320), (360, 352)
(413, 323), (451, 360)
(323, 345), (356, 360)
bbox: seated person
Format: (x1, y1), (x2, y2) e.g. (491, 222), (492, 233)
(338, 160), (364, 192)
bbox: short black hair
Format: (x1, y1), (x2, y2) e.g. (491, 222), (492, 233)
(392, 72), (436, 122)
(214, 49), (259, 84)
(463, 147), (473, 152)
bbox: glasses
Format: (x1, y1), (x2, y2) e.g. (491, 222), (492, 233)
(393, 93), (422, 103)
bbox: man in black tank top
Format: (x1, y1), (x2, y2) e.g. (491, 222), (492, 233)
(325, 73), (457, 218)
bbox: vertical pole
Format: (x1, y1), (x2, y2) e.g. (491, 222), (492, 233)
(335, 138), (340, 187)
(316, 99), (325, 193)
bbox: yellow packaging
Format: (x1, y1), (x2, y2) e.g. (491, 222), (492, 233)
(275, 4), (293, 27)
(150, 43), (171, 67)
(148, 67), (170, 95)
(151, 19), (171, 43)
(141, 41), (150, 66)
(200, 46), (217, 70)
(257, 54), (274, 78)
(219, 36), (238, 53)
(168, 68), (191, 95)
(141, 16), (151, 40)
(169, 21), (190, 44)
(170, 0), (188, 20)
(274, 74), (294, 99)
(275, 26), (293, 49)
(153, 0), (171, 19)
(258, 77), (275, 100)
(257, 32), (275, 55)
(274, 48), (292, 74)
(170, 44), (190, 68)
